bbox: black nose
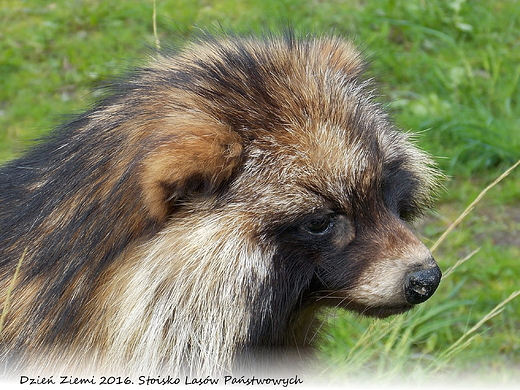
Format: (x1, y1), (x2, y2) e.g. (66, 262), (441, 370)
(404, 265), (442, 305)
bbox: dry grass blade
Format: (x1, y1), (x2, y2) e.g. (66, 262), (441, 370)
(0, 248), (26, 332)
(442, 247), (480, 278)
(431, 159), (520, 252)
(153, 0), (161, 50)
(436, 290), (520, 365)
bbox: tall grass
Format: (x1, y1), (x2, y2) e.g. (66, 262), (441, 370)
(430, 159), (520, 252)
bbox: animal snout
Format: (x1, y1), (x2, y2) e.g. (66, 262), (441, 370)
(404, 264), (442, 305)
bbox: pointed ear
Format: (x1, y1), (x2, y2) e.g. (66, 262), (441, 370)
(140, 117), (243, 221)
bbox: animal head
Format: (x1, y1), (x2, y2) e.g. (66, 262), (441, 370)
(128, 33), (442, 324)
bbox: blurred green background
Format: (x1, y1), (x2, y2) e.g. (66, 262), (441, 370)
(1, 0), (519, 385)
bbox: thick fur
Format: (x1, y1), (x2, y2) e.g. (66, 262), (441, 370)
(0, 32), (441, 377)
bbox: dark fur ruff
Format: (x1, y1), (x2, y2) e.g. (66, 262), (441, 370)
(0, 33), (441, 376)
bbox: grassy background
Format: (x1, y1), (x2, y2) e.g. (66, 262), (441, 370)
(1, 0), (519, 385)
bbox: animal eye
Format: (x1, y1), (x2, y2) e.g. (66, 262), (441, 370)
(302, 215), (334, 235)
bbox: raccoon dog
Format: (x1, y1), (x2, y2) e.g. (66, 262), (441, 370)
(0, 32), (442, 377)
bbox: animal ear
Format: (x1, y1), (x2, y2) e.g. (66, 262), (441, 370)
(140, 117), (243, 221)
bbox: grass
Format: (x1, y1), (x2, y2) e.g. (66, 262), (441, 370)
(2, 1), (519, 173)
(1, 0), (519, 385)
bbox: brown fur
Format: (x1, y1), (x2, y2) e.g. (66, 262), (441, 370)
(0, 32), (441, 377)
